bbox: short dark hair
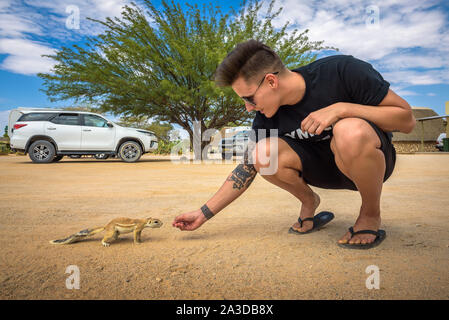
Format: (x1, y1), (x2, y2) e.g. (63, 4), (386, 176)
(214, 39), (285, 87)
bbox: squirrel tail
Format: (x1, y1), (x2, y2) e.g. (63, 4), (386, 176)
(49, 227), (105, 245)
(87, 227), (105, 235)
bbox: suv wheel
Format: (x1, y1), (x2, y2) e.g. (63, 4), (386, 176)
(94, 153), (109, 160)
(222, 153), (233, 160)
(28, 140), (56, 163)
(118, 141), (142, 162)
(52, 155), (64, 162)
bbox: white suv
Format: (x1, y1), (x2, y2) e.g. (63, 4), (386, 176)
(436, 133), (446, 151)
(9, 109), (158, 163)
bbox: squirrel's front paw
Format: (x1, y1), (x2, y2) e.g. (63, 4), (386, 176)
(102, 241), (110, 247)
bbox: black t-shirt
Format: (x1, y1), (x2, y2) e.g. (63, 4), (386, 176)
(251, 55), (391, 142)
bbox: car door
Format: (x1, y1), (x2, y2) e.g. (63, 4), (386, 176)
(44, 113), (82, 150)
(81, 114), (115, 150)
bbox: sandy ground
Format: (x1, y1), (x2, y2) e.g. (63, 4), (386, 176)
(0, 153), (448, 300)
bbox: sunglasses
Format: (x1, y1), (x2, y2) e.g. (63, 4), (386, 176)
(241, 71), (279, 107)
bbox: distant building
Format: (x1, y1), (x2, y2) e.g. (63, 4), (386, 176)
(392, 107), (445, 153)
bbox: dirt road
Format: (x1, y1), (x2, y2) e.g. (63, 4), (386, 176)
(0, 153), (448, 299)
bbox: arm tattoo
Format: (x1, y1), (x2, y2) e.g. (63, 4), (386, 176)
(227, 163), (257, 190)
(226, 145), (257, 190)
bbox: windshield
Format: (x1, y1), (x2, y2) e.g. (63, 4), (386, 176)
(234, 131), (250, 137)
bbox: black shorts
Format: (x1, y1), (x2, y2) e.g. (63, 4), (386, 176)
(279, 120), (396, 191)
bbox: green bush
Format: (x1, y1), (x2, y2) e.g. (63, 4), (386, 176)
(0, 143), (10, 155)
(154, 140), (182, 155)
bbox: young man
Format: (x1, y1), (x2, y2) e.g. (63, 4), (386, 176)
(172, 39), (415, 249)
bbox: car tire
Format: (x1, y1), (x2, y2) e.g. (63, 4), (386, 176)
(94, 153), (109, 160)
(52, 155), (64, 162)
(222, 153), (232, 160)
(118, 141), (142, 163)
(28, 140), (56, 163)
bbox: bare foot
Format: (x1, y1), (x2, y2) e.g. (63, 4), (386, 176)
(338, 211), (381, 245)
(290, 192), (321, 233)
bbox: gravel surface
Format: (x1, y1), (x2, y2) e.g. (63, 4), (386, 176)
(0, 153), (448, 299)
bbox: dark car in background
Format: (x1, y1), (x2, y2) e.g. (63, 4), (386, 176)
(219, 130), (251, 159)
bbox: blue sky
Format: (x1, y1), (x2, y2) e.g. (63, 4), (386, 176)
(1, 0), (448, 135)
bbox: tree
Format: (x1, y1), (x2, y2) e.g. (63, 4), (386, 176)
(114, 114), (174, 142)
(60, 104), (99, 113)
(39, 0), (336, 159)
(115, 114), (151, 129)
(146, 121), (174, 142)
(4, 126), (8, 139)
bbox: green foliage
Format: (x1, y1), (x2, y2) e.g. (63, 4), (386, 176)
(38, 0), (336, 158)
(115, 114), (150, 129)
(155, 140), (175, 154)
(144, 121), (173, 142)
(116, 115), (174, 142)
(3, 126), (9, 139)
(144, 121), (174, 142)
(0, 142), (10, 154)
(61, 104), (100, 113)
(1, 126), (10, 154)
(154, 139), (187, 155)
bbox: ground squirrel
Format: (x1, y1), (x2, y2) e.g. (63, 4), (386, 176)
(50, 217), (163, 246)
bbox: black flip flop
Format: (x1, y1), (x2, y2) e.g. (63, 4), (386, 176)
(288, 211), (335, 235)
(338, 226), (386, 250)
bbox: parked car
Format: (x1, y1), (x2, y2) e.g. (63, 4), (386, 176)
(435, 133), (446, 151)
(219, 130), (251, 159)
(9, 108), (158, 163)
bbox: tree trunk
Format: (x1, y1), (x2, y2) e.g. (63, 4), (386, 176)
(188, 123), (213, 160)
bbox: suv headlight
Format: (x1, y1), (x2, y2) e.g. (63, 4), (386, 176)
(137, 130), (156, 139)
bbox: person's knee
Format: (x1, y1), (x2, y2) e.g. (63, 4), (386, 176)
(332, 118), (380, 160)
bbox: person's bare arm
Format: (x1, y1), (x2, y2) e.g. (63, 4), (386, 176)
(205, 157), (257, 214)
(172, 146), (257, 231)
(301, 89), (416, 136)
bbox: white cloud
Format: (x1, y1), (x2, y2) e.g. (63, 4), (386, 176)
(264, 0), (449, 89)
(0, 12), (43, 37)
(23, 0), (128, 17)
(394, 90), (419, 97)
(377, 54), (448, 70)
(0, 38), (56, 75)
(0, 0), (132, 75)
(0, 0), (45, 37)
(94, 0), (129, 18)
(1, 0), (448, 94)
(279, 1), (446, 59)
(22, 0), (131, 36)
(0, 0), (12, 11)
(383, 69), (449, 87)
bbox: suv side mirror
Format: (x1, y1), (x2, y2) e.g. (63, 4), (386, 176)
(107, 122), (113, 128)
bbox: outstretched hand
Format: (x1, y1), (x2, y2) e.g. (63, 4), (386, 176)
(172, 209), (207, 231)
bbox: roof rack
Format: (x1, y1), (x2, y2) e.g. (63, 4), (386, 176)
(17, 107), (66, 111)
